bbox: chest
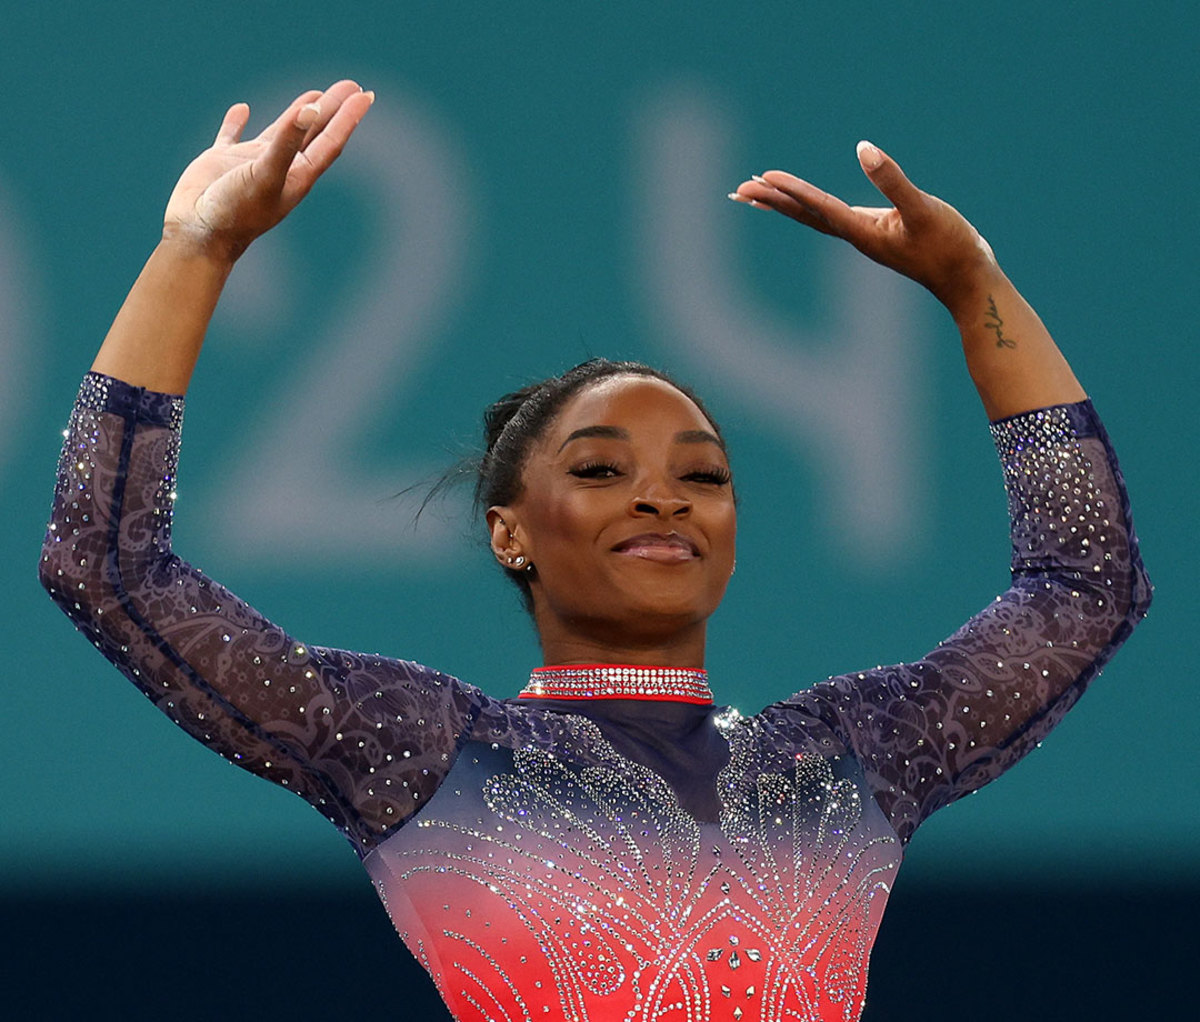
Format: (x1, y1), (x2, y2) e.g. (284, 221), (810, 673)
(365, 713), (901, 1021)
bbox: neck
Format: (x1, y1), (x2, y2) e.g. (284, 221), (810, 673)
(536, 622), (709, 671)
(530, 602), (705, 666)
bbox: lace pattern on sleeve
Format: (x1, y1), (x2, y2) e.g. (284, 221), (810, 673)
(770, 401), (1152, 844)
(40, 373), (482, 856)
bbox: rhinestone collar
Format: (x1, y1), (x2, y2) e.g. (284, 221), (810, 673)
(519, 663), (713, 704)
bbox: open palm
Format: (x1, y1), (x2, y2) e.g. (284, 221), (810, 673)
(732, 142), (997, 310)
(163, 79), (373, 259)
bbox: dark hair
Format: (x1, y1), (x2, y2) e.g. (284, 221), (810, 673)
(476, 358), (727, 611)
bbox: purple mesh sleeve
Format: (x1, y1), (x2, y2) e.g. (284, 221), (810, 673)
(39, 373), (482, 857)
(770, 400), (1152, 844)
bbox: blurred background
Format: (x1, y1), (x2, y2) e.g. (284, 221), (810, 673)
(3, 2), (1195, 1018)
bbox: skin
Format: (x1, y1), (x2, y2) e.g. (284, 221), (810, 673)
(487, 375), (737, 668)
(92, 80), (375, 392)
(728, 142), (1085, 420)
(90, 88), (1087, 671)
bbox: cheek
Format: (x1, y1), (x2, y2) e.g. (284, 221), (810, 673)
(711, 505), (738, 549)
(524, 492), (608, 560)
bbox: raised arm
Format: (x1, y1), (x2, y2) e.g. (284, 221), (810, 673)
(735, 145), (1151, 840)
(730, 140), (1085, 419)
(41, 85), (478, 857)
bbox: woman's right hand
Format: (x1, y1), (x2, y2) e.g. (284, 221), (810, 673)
(90, 80), (372, 393)
(162, 80), (374, 262)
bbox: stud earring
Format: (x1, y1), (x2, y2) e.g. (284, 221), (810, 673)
(514, 555), (526, 567)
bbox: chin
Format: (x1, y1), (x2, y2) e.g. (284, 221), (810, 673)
(614, 582), (724, 629)
(535, 566), (727, 638)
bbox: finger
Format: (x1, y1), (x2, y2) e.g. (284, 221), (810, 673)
(296, 88), (375, 178)
(213, 103), (251, 146)
(258, 89), (324, 142)
(726, 191), (770, 211)
(296, 79), (364, 148)
(855, 141), (924, 216)
(730, 181), (842, 235)
(748, 171), (859, 237)
(256, 95), (323, 189)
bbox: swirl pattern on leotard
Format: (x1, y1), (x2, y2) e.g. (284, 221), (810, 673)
(41, 373), (479, 855)
(365, 706), (898, 1021)
(41, 374), (1151, 1020)
(772, 403), (1152, 842)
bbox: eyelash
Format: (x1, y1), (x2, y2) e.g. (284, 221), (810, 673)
(685, 467), (732, 486)
(568, 461), (732, 486)
(569, 461), (621, 479)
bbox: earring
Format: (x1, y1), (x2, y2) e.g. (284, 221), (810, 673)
(514, 555), (526, 567)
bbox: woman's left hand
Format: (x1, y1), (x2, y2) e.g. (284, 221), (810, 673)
(731, 142), (1000, 313)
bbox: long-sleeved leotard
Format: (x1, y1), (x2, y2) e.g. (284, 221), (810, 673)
(41, 372), (1150, 1022)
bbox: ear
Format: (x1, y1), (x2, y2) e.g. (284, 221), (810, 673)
(486, 506), (525, 566)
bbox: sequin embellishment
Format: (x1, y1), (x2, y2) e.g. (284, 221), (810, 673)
(521, 663), (713, 703)
(42, 375), (1151, 1022)
(366, 712), (898, 1021)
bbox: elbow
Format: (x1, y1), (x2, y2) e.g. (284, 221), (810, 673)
(38, 525), (69, 604)
(1127, 557), (1153, 629)
(1114, 515), (1152, 629)
(38, 512), (109, 628)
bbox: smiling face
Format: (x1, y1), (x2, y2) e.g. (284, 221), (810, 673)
(488, 375), (737, 666)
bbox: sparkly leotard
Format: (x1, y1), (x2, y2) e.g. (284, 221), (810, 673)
(41, 373), (1151, 1022)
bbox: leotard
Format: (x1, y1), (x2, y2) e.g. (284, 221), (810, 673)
(40, 372), (1151, 1021)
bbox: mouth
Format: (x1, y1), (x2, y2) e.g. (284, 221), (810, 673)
(611, 532), (700, 563)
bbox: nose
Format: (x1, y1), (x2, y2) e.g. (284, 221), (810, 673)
(629, 484), (691, 519)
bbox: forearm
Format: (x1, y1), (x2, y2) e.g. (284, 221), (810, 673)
(945, 263), (1086, 421)
(90, 235), (235, 394)
(789, 400), (1151, 841)
(734, 146), (1090, 421)
(40, 373), (468, 856)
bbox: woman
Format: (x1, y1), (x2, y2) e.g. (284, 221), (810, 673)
(40, 79), (1150, 1021)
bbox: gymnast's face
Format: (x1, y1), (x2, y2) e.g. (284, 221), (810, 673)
(490, 375), (737, 657)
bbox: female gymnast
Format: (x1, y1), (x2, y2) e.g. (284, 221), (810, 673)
(41, 79), (1151, 1021)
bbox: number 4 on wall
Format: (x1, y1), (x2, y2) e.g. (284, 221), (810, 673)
(633, 86), (926, 568)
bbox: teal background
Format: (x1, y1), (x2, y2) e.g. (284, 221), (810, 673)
(3, 0), (1196, 912)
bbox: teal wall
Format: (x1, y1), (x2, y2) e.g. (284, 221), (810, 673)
(3, 1), (1194, 891)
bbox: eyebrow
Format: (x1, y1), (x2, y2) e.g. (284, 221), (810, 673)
(557, 425), (724, 452)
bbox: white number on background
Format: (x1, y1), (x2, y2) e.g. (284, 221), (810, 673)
(213, 96), (469, 563)
(633, 86), (924, 566)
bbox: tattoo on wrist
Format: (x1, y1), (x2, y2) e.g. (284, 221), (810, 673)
(984, 295), (1017, 349)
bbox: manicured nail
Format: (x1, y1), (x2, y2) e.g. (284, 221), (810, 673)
(297, 102), (321, 129)
(856, 140), (882, 170)
(727, 192), (744, 202)
(364, 90), (376, 103)
(751, 174), (768, 184)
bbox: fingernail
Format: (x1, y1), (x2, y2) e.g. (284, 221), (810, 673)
(364, 90), (376, 103)
(751, 174), (768, 184)
(297, 102), (321, 129)
(856, 140), (882, 170)
(727, 192), (744, 202)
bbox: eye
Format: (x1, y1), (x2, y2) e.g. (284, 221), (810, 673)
(682, 466), (732, 486)
(569, 460), (622, 479)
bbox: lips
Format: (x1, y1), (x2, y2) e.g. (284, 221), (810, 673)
(611, 532), (700, 563)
